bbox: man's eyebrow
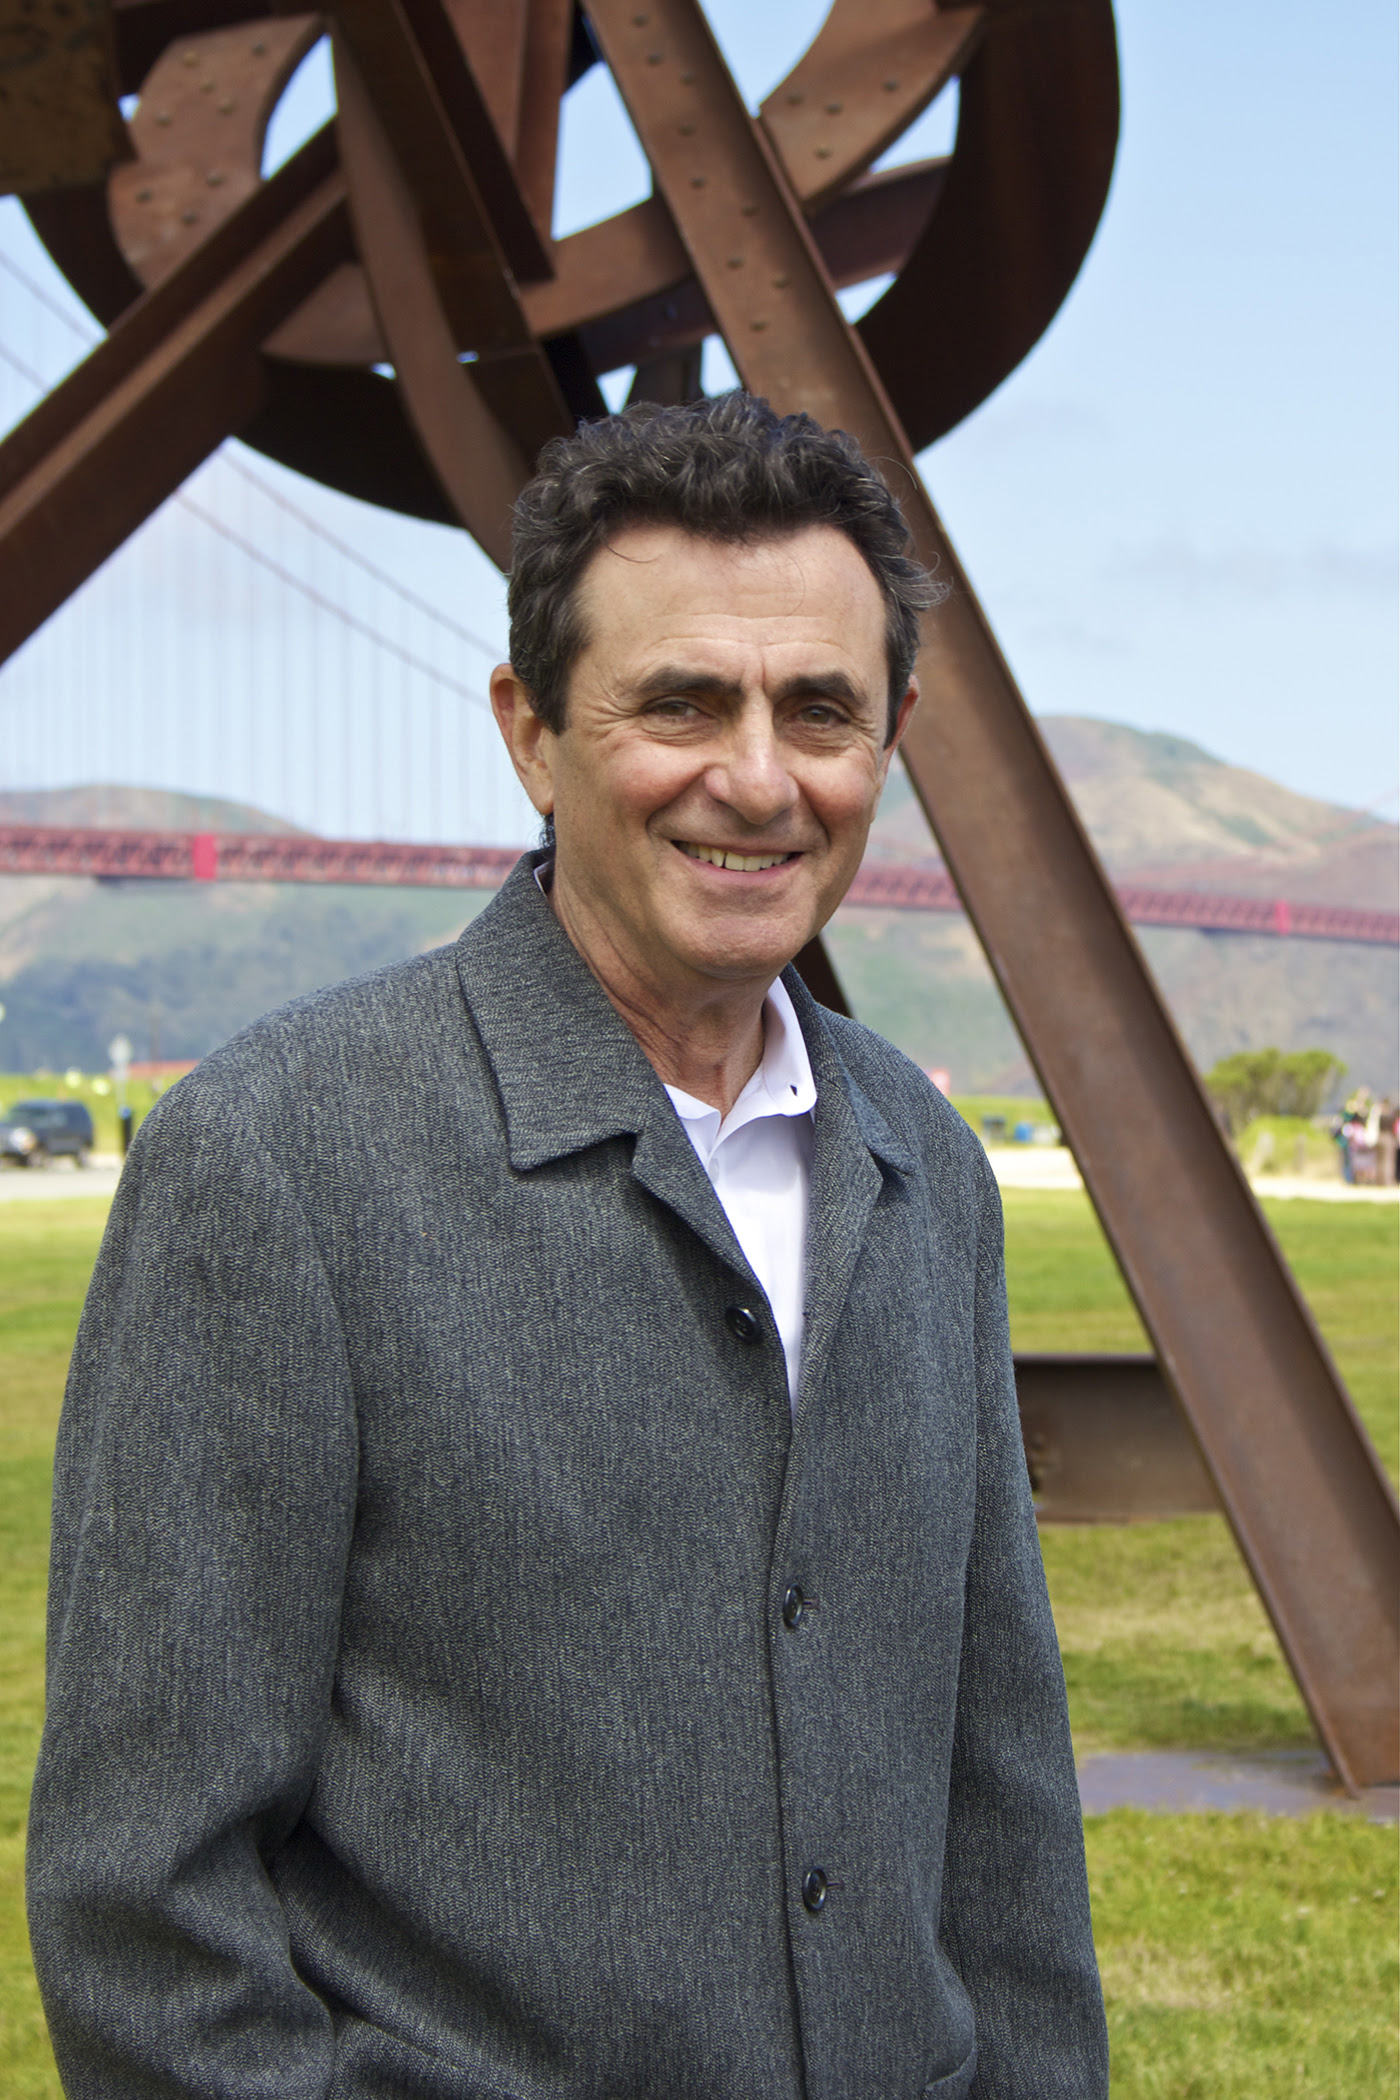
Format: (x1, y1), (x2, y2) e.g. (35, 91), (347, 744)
(631, 666), (870, 707)
(632, 666), (738, 702)
(771, 669), (866, 708)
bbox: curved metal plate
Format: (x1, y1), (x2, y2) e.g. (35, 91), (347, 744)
(26, 0), (1116, 500)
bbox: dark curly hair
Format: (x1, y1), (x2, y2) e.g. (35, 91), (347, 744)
(506, 394), (944, 744)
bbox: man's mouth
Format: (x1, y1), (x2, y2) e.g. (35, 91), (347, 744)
(676, 842), (798, 873)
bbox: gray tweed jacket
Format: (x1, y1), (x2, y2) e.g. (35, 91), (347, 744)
(28, 854), (1106, 2099)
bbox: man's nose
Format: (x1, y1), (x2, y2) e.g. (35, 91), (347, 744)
(705, 714), (800, 825)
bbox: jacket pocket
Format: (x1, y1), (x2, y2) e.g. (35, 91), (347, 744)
(923, 2041), (977, 2097)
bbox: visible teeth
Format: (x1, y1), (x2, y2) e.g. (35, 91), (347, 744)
(681, 843), (793, 872)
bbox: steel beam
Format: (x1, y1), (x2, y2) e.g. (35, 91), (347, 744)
(329, 0), (572, 461)
(0, 0), (132, 193)
(512, 0), (577, 234)
(333, 37), (529, 568)
(0, 127), (351, 669)
(1016, 1355), (1219, 1524)
(584, 0), (1400, 1791)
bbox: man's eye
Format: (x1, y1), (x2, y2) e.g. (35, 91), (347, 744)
(797, 703), (843, 727)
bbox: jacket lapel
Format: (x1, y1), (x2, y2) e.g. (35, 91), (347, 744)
(782, 969), (916, 1414)
(452, 863), (912, 1346)
(453, 857), (757, 1283)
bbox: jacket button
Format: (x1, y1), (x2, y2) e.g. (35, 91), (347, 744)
(802, 1868), (828, 1914)
(782, 1585), (805, 1629)
(724, 1304), (760, 1344)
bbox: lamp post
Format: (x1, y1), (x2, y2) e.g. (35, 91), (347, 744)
(108, 1033), (133, 1157)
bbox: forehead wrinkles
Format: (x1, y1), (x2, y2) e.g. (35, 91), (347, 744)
(577, 530), (885, 686)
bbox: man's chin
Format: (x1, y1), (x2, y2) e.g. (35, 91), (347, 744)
(676, 923), (819, 986)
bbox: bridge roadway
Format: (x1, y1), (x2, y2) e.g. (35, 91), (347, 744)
(0, 822), (1395, 948)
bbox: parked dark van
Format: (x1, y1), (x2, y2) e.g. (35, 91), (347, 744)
(0, 1099), (95, 1167)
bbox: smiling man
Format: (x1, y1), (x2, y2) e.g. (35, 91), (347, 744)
(30, 397), (1107, 2099)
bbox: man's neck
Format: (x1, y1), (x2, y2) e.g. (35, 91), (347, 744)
(548, 880), (769, 1117)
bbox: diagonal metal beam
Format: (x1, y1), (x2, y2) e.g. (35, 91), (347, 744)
(0, 127), (351, 668)
(584, 0), (1400, 1792)
(332, 34), (528, 568)
(328, 0), (573, 460)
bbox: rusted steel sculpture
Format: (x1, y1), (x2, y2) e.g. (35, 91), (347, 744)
(1, 0), (1395, 1792)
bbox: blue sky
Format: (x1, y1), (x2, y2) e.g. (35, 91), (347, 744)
(0, 0), (1394, 831)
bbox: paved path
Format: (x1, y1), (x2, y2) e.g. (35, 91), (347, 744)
(1078, 1749), (1398, 1822)
(0, 1155), (123, 1200)
(4, 1150), (1392, 1205)
(988, 1148), (1396, 1202)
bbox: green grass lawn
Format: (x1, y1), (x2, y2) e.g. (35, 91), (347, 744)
(1084, 1811), (1398, 2097)
(0, 1191), (1395, 2095)
(1004, 1191), (1399, 1761)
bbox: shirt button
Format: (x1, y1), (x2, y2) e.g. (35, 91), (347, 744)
(724, 1304), (760, 1344)
(802, 1868), (828, 1914)
(782, 1585), (806, 1629)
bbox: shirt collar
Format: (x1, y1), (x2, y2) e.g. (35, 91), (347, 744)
(535, 850), (817, 1142)
(665, 975), (818, 1157)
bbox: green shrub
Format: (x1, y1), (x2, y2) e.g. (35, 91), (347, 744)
(1204, 1049), (1346, 1136)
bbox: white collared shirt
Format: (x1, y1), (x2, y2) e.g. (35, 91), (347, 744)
(664, 977), (817, 1411)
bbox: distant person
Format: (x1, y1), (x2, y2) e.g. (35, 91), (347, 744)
(28, 397), (1106, 2097)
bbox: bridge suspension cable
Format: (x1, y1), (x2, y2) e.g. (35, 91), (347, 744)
(0, 239), (533, 847)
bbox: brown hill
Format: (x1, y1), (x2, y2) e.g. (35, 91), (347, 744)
(842, 717), (1397, 1094)
(0, 784), (305, 834)
(868, 716), (1398, 912)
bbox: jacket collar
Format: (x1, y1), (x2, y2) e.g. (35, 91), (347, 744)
(453, 854), (663, 1171)
(453, 850), (912, 1201)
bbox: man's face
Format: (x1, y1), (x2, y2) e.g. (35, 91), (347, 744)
(493, 522), (916, 1002)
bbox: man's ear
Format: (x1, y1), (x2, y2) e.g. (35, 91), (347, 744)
(490, 666), (556, 816)
(883, 679), (919, 770)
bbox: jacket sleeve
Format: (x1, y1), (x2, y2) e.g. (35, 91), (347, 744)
(939, 1160), (1110, 2098)
(26, 1080), (357, 2097)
